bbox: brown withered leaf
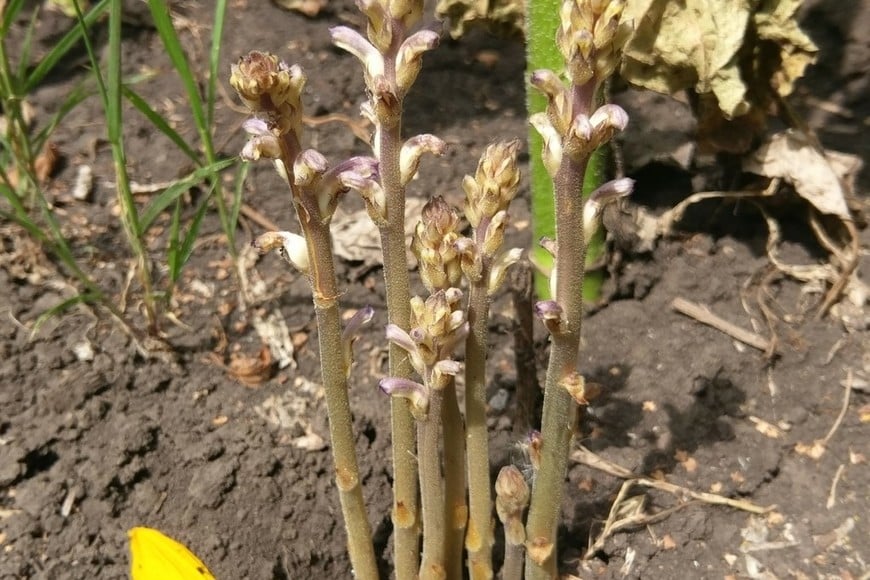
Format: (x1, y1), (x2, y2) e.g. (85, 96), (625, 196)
(621, 0), (818, 154)
(743, 130), (854, 220)
(228, 345), (273, 387)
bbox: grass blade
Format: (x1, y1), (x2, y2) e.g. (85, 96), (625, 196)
(207, 0), (228, 129)
(229, 161), (248, 231)
(170, 185), (213, 283)
(139, 158), (235, 232)
(1, 0), (26, 36)
(147, 0), (210, 157)
(24, 0), (110, 92)
(30, 291), (102, 337)
(122, 84), (200, 163)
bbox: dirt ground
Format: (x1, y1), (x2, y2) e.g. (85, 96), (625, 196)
(1, 1), (867, 579)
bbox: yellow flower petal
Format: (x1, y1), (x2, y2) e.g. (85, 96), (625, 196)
(128, 527), (215, 580)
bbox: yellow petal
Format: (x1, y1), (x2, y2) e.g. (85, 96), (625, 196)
(128, 527), (215, 580)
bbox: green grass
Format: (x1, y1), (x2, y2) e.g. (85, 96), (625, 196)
(1, 0), (239, 336)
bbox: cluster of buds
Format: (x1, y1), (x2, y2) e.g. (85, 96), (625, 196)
(529, 76), (629, 174)
(330, 0), (438, 126)
(411, 196), (463, 292)
(458, 140), (525, 294)
(380, 289), (468, 417)
(556, 0), (631, 87)
(495, 465), (531, 547)
(529, 0), (632, 174)
(232, 51), (388, 228)
(230, 51), (305, 143)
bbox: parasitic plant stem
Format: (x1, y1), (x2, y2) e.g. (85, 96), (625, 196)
(418, 389), (446, 579)
(378, 119), (421, 580)
(460, 141), (523, 580)
(524, 2), (633, 577)
(331, 3), (442, 575)
(463, 279), (493, 579)
(232, 52), (378, 579)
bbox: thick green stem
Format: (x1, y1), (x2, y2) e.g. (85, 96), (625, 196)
(377, 118), (420, 579)
(525, 83), (593, 580)
(298, 209), (379, 580)
(418, 390), (446, 580)
(441, 382), (467, 580)
(465, 279), (493, 579)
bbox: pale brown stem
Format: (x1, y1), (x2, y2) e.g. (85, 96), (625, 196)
(442, 381), (467, 580)
(418, 390), (446, 580)
(465, 279), (494, 579)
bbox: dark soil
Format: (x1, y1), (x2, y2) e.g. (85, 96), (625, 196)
(1, 1), (867, 579)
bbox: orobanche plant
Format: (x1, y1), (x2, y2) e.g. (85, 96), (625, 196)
(229, 0), (633, 578)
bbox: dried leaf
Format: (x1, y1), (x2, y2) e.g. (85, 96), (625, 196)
(621, 0), (818, 153)
(622, 0), (752, 117)
(743, 130), (852, 220)
(331, 198), (426, 267)
(228, 345), (273, 386)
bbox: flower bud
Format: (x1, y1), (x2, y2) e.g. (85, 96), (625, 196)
(463, 140), (521, 229)
(495, 465), (530, 546)
(240, 118), (282, 161)
(529, 113), (562, 177)
(314, 156), (382, 223)
(386, 323), (427, 377)
(555, 0), (629, 86)
(356, 0), (393, 52)
(588, 103), (629, 149)
(583, 177), (634, 243)
(430, 359), (462, 390)
(293, 149), (328, 187)
(400, 134), (446, 186)
(380, 377), (428, 418)
(530, 69), (572, 136)
(330, 26), (385, 87)
(396, 30), (440, 93)
(487, 248), (524, 295)
(390, 0), (424, 29)
(252, 231), (310, 274)
(482, 210), (510, 258)
(412, 196), (462, 292)
(230, 52), (304, 114)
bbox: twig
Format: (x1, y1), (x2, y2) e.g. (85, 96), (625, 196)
(571, 446), (771, 515)
(826, 464), (846, 509)
(671, 297), (774, 353)
(585, 479), (695, 558)
(822, 369), (852, 445)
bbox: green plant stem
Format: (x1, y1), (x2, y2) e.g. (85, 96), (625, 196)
(525, 81), (594, 579)
(441, 381), (466, 580)
(464, 278), (493, 580)
(295, 200), (379, 580)
(418, 389), (446, 580)
(376, 118), (420, 579)
(104, 0), (157, 333)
